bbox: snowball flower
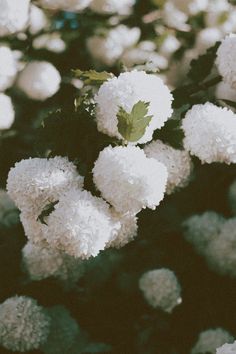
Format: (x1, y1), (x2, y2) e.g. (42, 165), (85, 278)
(163, 2), (190, 31)
(7, 156), (84, 212)
(37, 0), (92, 12)
(217, 341), (236, 354)
(28, 5), (49, 35)
(0, 0), (30, 37)
(196, 28), (222, 55)
(0, 94), (15, 130)
(0, 296), (50, 352)
(216, 34), (236, 89)
(93, 145), (168, 214)
(17, 61), (61, 101)
(90, 0), (135, 15)
(95, 71), (173, 144)
(144, 140), (192, 194)
(191, 328), (234, 354)
(33, 33), (66, 53)
(171, 0), (208, 15)
(139, 269), (182, 313)
(44, 189), (120, 259)
(0, 46), (18, 91)
(87, 25), (141, 66)
(182, 102), (236, 164)
(0, 189), (18, 227)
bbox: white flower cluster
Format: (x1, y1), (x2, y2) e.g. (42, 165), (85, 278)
(89, 0), (135, 15)
(0, 45), (18, 92)
(0, 0), (30, 37)
(217, 340), (236, 354)
(33, 33), (66, 54)
(191, 328), (234, 354)
(216, 34), (236, 89)
(0, 93), (15, 130)
(139, 268), (182, 313)
(182, 103), (236, 164)
(0, 296), (50, 352)
(170, 0), (208, 15)
(95, 71), (173, 144)
(37, 0), (92, 12)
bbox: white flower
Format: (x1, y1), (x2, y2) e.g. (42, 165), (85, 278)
(0, 189), (18, 227)
(95, 71), (173, 144)
(7, 156), (84, 212)
(144, 140), (192, 194)
(87, 25), (141, 66)
(93, 145), (168, 214)
(216, 34), (236, 89)
(22, 241), (85, 283)
(159, 34), (181, 58)
(90, 0), (135, 15)
(191, 328), (234, 354)
(0, 94), (15, 130)
(182, 102), (236, 164)
(17, 61), (61, 101)
(170, 0), (208, 15)
(139, 269), (182, 313)
(215, 81), (236, 103)
(28, 5), (49, 35)
(163, 2), (190, 31)
(0, 0), (30, 37)
(196, 28), (223, 55)
(0, 45), (18, 91)
(37, 0), (92, 12)
(0, 296), (50, 352)
(33, 33), (66, 53)
(44, 189), (120, 259)
(217, 341), (236, 354)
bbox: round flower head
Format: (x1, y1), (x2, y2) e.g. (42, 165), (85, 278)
(0, 46), (18, 91)
(216, 34), (236, 89)
(93, 145), (168, 214)
(28, 5), (49, 35)
(90, 0), (135, 15)
(33, 33), (66, 53)
(163, 2), (190, 32)
(144, 140), (192, 194)
(191, 328), (234, 354)
(95, 71), (173, 144)
(37, 0), (92, 11)
(0, 0), (30, 37)
(17, 61), (61, 101)
(0, 94), (14, 130)
(7, 156), (84, 212)
(196, 28), (222, 55)
(182, 102), (236, 164)
(44, 189), (120, 259)
(139, 268), (182, 313)
(228, 180), (236, 214)
(87, 25), (141, 67)
(171, 0), (208, 15)
(42, 306), (80, 354)
(0, 296), (50, 352)
(0, 189), (18, 227)
(217, 341), (236, 354)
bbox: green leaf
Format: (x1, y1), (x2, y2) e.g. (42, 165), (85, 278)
(37, 201), (58, 225)
(218, 99), (236, 109)
(72, 69), (114, 85)
(117, 101), (153, 142)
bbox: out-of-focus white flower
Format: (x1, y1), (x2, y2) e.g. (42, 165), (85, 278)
(44, 189), (120, 259)
(17, 61), (61, 101)
(171, 0), (208, 15)
(7, 156), (84, 212)
(93, 145), (168, 214)
(0, 45), (18, 91)
(144, 140), (192, 194)
(215, 81), (236, 103)
(217, 340), (236, 354)
(0, 296), (50, 352)
(90, 0), (135, 15)
(163, 2), (190, 32)
(216, 34), (236, 89)
(37, 0), (92, 12)
(0, 189), (18, 227)
(0, 93), (15, 130)
(196, 28), (222, 54)
(0, 0), (30, 37)
(182, 102), (236, 164)
(139, 268), (182, 313)
(33, 33), (66, 53)
(191, 328), (234, 354)
(205, 1), (236, 35)
(159, 34), (181, 58)
(87, 25), (141, 66)
(28, 5), (49, 35)
(95, 71), (173, 144)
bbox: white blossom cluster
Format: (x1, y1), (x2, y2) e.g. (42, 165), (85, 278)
(191, 328), (234, 354)
(217, 340), (236, 354)
(0, 0), (30, 37)
(37, 0), (92, 12)
(216, 34), (236, 89)
(89, 0), (135, 15)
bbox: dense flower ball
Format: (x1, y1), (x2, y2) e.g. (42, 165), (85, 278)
(95, 71), (173, 144)
(93, 145), (168, 214)
(90, 0), (135, 15)
(0, 0), (30, 37)
(0, 296), (50, 352)
(33, 33), (66, 53)
(191, 328), (234, 354)
(0, 46), (18, 91)
(28, 5), (48, 35)
(0, 94), (15, 130)
(144, 140), (192, 194)
(37, 0), (92, 11)
(44, 189), (120, 259)
(196, 28), (222, 54)
(17, 61), (61, 101)
(0, 189), (18, 227)
(139, 269), (182, 313)
(217, 341), (236, 354)
(7, 156), (83, 212)
(107, 211), (138, 248)
(216, 34), (236, 89)
(182, 103), (236, 164)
